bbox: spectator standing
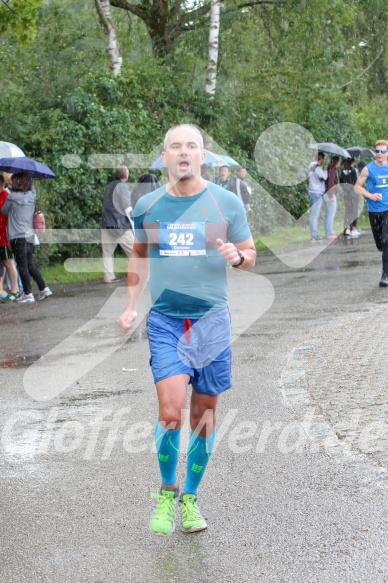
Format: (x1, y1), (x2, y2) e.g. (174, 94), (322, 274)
(323, 156), (340, 240)
(130, 172), (160, 209)
(0, 171), (52, 302)
(101, 165), (134, 284)
(235, 166), (251, 211)
(340, 158), (360, 237)
(216, 165), (237, 194)
(308, 152), (327, 241)
(355, 140), (388, 287)
(0, 175), (20, 302)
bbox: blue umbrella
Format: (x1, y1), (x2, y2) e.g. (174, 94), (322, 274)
(0, 156), (56, 179)
(150, 149), (239, 170)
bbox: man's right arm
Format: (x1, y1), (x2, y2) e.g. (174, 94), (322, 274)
(315, 166), (328, 181)
(117, 239), (149, 333)
(355, 167), (382, 201)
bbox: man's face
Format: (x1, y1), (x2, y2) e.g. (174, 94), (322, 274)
(237, 167), (246, 179)
(162, 126), (205, 181)
(220, 167), (230, 181)
(375, 145), (388, 166)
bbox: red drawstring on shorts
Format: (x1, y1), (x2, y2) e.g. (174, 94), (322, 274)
(183, 318), (192, 343)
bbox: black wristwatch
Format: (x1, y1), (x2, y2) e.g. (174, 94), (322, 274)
(232, 249), (245, 268)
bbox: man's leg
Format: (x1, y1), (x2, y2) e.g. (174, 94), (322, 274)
(11, 238), (31, 294)
(179, 391), (218, 533)
(323, 193), (337, 236)
(379, 211), (388, 284)
(308, 192), (323, 239)
(101, 229), (118, 283)
(118, 229), (134, 258)
(3, 258), (19, 293)
(150, 374), (189, 536)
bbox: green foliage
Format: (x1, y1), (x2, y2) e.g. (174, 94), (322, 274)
(0, 0), (43, 41)
(0, 0), (386, 257)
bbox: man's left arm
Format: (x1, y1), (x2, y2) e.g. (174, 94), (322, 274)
(216, 237), (256, 270)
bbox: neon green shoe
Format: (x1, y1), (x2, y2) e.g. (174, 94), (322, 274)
(180, 494), (207, 533)
(150, 489), (177, 536)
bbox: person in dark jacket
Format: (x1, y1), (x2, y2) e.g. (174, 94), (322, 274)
(323, 156), (340, 239)
(131, 172), (160, 209)
(340, 158), (360, 237)
(101, 165), (134, 283)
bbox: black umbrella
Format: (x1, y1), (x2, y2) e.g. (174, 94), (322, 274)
(0, 156), (55, 179)
(346, 146), (375, 158)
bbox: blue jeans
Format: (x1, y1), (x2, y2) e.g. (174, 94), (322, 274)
(323, 193), (337, 236)
(308, 192), (323, 238)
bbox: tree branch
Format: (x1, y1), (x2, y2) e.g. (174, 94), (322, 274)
(110, 0), (147, 19)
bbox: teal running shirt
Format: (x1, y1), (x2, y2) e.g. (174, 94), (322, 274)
(133, 182), (252, 318)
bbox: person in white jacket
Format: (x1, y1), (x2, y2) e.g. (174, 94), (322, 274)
(308, 152), (328, 242)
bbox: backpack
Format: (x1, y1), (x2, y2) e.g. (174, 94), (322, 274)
(33, 210), (46, 234)
(340, 168), (356, 186)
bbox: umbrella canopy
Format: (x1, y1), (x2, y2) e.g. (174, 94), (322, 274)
(0, 156), (55, 179)
(150, 149), (239, 170)
(310, 142), (351, 158)
(346, 146), (376, 158)
(0, 141), (25, 158)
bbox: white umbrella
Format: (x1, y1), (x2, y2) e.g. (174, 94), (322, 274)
(0, 141), (25, 158)
(310, 142), (351, 158)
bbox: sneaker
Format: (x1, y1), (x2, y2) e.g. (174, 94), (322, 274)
(324, 234), (338, 240)
(17, 292), (35, 303)
(379, 276), (388, 287)
(310, 236), (323, 242)
(150, 489), (178, 536)
(0, 291), (21, 303)
(37, 287), (53, 301)
(180, 493), (207, 533)
(349, 230), (360, 237)
(344, 229), (351, 236)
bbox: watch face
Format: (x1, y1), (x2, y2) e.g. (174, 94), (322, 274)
(233, 250), (244, 267)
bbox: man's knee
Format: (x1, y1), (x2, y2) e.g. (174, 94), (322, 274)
(190, 403), (216, 431)
(159, 407), (184, 430)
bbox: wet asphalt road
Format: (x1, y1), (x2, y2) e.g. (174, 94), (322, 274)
(0, 233), (387, 583)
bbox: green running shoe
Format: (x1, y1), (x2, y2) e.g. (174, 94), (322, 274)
(180, 494), (207, 533)
(150, 489), (177, 536)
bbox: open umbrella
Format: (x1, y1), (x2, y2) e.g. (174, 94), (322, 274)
(0, 141), (25, 158)
(310, 142), (351, 158)
(150, 149), (239, 170)
(0, 156), (55, 179)
(346, 146), (375, 158)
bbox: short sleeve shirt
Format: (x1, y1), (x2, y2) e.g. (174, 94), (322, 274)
(134, 182), (252, 318)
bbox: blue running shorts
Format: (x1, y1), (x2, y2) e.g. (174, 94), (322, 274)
(147, 308), (232, 396)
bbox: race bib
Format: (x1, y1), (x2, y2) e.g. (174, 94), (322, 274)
(159, 222), (206, 256)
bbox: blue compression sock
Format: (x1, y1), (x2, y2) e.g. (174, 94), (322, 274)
(154, 422), (181, 487)
(183, 430), (217, 495)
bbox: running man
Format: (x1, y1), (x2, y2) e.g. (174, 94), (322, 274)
(118, 124), (256, 535)
(355, 140), (388, 287)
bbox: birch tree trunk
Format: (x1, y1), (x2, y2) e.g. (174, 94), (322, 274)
(205, 0), (221, 97)
(94, 0), (122, 76)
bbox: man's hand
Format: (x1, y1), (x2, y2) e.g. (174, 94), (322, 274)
(118, 308), (137, 334)
(368, 193), (383, 201)
(216, 238), (242, 266)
